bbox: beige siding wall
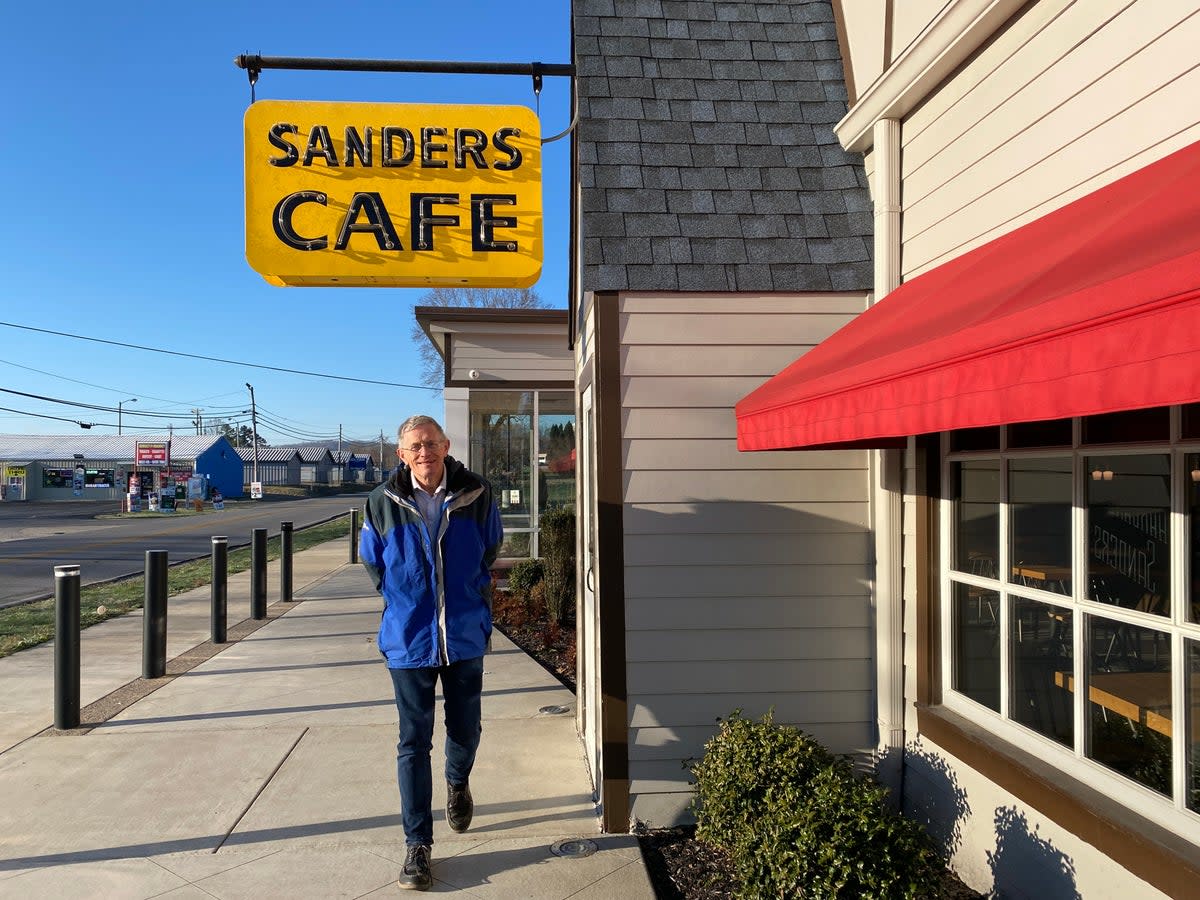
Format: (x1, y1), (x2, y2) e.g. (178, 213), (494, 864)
(900, 0), (1200, 277)
(449, 329), (572, 383)
(617, 291), (875, 824)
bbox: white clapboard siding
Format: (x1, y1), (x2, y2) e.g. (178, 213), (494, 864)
(623, 531), (871, 566)
(449, 331), (572, 382)
(629, 690), (874, 728)
(624, 439), (863, 471)
(620, 312), (860, 345)
(626, 593), (872, 630)
(617, 292), (874, 819)
(621, 344), (814, 376)
(900, 0), (1200, 275)
(624, 468), (867, 503)
(626, 563), (867, 599)
(902, 0), (1118, 175)
(623, 501), (871, 534)
(626, 627), (871, 663)
(627, 658), (873, 695)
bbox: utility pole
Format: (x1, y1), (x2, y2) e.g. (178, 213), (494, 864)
(118, 398), (136, 435)
(191, 408), (203, 435)
(245, 383), (260, 487)
(338, 424), (343, 455)
(379, 430), (385, 476)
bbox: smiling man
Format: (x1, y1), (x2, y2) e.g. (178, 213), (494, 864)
(359, 415), (502, 890)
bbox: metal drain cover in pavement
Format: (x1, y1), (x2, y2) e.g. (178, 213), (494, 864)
(550, 838), (598, 858)
(538, 705), (570, 715)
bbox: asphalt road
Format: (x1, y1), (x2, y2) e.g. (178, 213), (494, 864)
(0, 495), (368, 607)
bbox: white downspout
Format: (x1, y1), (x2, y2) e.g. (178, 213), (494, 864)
(871, 117), (905, 793)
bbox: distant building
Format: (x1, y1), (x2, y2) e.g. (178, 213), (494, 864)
(0, 434), (243, 500)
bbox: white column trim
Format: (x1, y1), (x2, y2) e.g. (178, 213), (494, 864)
(871, 117), (906, 788)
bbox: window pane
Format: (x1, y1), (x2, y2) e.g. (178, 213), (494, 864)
(1086, 454), (1169, 615)
(1190, 454), (1200, 624)
(950, 426), (1000, 452)
(1082, 408), (1169, 444)
(1009, 457), (1072, 595)
(952, 460), (999, 576)
(538, 410), (575, 511)
(955, 582), (1000, 712)
(1086, 615), (1172, 797)
(1009, 419), (1072, 448)
(469, 391), (533, 550)
(1189, 641), (1200, 813)
(1011, 598), (1073, 748)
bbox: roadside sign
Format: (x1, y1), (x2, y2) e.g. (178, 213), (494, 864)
(244, 100), (542, 288)
(251, 482), (263, 500)
(136, 442), (168, 466)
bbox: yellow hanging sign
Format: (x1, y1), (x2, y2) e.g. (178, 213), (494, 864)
(244, 100), (542, 287)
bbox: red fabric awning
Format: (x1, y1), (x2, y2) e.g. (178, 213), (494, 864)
(736, 139), (1200, 451)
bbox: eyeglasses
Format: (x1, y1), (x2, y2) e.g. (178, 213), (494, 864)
(402, 440), (445, 455)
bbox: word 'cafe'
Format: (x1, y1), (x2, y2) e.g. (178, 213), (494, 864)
(243, 100), (543, 287)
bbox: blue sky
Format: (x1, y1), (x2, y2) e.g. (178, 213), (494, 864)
(0, 2), (571, 446)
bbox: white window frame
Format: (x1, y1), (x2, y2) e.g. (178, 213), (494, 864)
(938, 408), (1200, 843)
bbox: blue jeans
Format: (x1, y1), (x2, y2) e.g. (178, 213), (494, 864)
(388, 656), (484, 846)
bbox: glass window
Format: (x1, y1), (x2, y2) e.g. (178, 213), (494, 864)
(469, 390), (575, 561)
(1188, 640), (1200, 813)
(1009, 457), (1072, 595)
(470, 391), (533, 558)
(1011, 598), (1072, 748)
(1009, 419), (1072, 448)
(954, 583), (1000, 712)
(1083, 408), (1169, 444)
(950, 426), (1000, 452)
(1190, 454), (1200, 625)
(944, 417), (1200, 827)
(1086, 615), (1172, 797)
(1086, 454), (1169, 615)
(952, 459), (999, 576)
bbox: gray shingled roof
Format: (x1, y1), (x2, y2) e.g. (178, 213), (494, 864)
(0, 434), (231, 460)
(575, 0), (873, 292)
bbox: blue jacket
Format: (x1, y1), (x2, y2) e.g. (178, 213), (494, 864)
(359, 456), (502, 668)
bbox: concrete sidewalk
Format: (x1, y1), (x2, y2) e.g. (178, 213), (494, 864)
(0, 541), (655, 898)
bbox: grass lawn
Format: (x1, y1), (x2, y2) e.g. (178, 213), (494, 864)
(0, 516), (352, 659)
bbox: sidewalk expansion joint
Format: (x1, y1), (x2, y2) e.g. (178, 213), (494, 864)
(34, 597), (304, 739)
(213, 726), (310, 853)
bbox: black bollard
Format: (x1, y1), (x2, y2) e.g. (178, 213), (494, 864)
(280, 521), (293, 602)
(251, 527), (267, 620)
(211, 536), (228, 643)
(143, 550), (168, 679)
(349, 507), (359, 564)
(54, 565), (81, 730)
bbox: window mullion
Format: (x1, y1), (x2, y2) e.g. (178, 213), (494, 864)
(999, 455), (1011, 721)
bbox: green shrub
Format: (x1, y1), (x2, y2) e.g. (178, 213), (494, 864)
(539, 505), (576, 625)
(506, 557), (544, 596)
(690, 710), (944, 900)
(692, 710), (838, 858)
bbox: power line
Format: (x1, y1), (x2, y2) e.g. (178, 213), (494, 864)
(0, 386), (197, 420)
(0, 321), (438, 390)
(0, 357), (249, 413)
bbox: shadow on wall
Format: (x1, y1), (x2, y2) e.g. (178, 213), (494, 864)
(903, 743), (970, 859)
(615, 494), (876, 824)
(987, 806), (1080, 900)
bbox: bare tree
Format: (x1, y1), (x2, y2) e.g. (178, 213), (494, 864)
(410, 287), (548, 388)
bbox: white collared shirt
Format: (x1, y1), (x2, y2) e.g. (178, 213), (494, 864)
(411, 466), (448, 540)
